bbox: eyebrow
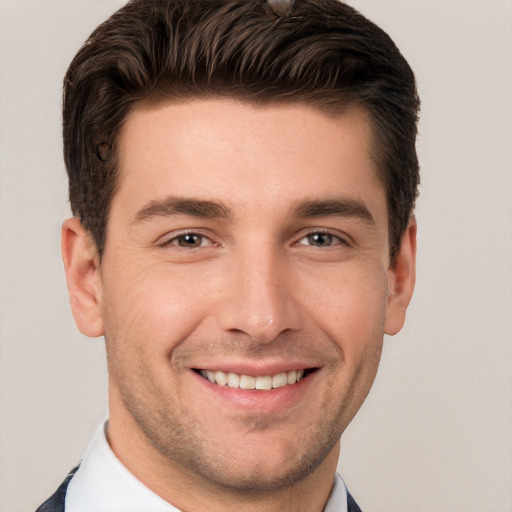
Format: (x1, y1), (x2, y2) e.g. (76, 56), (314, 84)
(134, 197), (232, 222)
(133, 195), (374, 225)
(293, 198), (375, 224)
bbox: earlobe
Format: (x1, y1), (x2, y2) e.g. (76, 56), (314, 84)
(61, 217), (104, 337)
(384, 220), (417, 336)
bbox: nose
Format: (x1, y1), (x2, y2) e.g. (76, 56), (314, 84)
(217, 244), (302, 344)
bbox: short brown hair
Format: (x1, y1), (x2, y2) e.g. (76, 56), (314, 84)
(63, 0), (420, 259)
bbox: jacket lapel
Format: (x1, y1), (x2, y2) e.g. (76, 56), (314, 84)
(35, 466), (79, 512)
(347, 490), (363, 512)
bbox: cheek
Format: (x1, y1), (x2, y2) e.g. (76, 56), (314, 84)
(300, 263), (389, 358)
(100, 259), (218, 357)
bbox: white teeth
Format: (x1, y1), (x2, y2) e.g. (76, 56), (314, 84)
(272, 372), (288, 388)
(240, 375), (256, 390)
(255, 375), (272, 390)
(227, 372), (240, 388)
(199, 369), (308, 390)
(214, 371), (228, 387)
(286, 370), (297, 384)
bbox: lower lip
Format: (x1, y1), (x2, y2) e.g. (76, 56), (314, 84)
(190, 370), (318, 413)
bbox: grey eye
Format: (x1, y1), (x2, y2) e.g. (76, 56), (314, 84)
(306, 233), (334, 247)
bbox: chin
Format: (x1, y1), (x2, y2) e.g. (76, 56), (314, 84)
(179, 426), (340, 493)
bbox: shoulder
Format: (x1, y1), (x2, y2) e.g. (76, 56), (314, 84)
(35, 466), (79, 512)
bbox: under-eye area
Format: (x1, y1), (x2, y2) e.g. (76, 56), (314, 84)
(194, 368), (319, 390)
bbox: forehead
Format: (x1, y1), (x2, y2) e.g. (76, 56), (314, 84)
(114, 99), (386, 225)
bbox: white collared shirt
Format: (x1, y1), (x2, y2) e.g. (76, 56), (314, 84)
(65, 423), (348, 512)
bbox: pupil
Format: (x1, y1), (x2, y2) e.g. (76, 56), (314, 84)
(309, 233), (331, 246)
(180, 234), (200, 247)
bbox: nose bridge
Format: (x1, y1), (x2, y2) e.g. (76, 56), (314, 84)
(218, 241), (301, 344)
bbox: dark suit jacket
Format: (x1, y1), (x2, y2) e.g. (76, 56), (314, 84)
(35, 467), (78, 512)
(36, 467), (363, 512)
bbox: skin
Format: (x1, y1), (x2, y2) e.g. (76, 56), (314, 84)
(62, 99), (416, 512)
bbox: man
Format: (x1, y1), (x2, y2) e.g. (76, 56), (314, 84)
(37, 0), (419, 510)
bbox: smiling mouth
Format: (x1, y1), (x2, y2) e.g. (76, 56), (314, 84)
(195, 368), (318, 390)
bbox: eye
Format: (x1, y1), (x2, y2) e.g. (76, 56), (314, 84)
(160, 232), (215, 249)
(297, 231), (348, 248)
(174, 233), (204, 248)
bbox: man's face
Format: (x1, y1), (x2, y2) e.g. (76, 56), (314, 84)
(66, 99), (415, 492)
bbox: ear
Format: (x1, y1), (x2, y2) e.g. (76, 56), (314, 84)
(61, 217), (104, 337)
(384, 219), (417, 336)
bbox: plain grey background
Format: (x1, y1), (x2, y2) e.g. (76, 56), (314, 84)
(1, 1), (511, 511)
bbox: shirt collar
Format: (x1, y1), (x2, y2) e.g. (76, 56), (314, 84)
(66, 422), (348, 512)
